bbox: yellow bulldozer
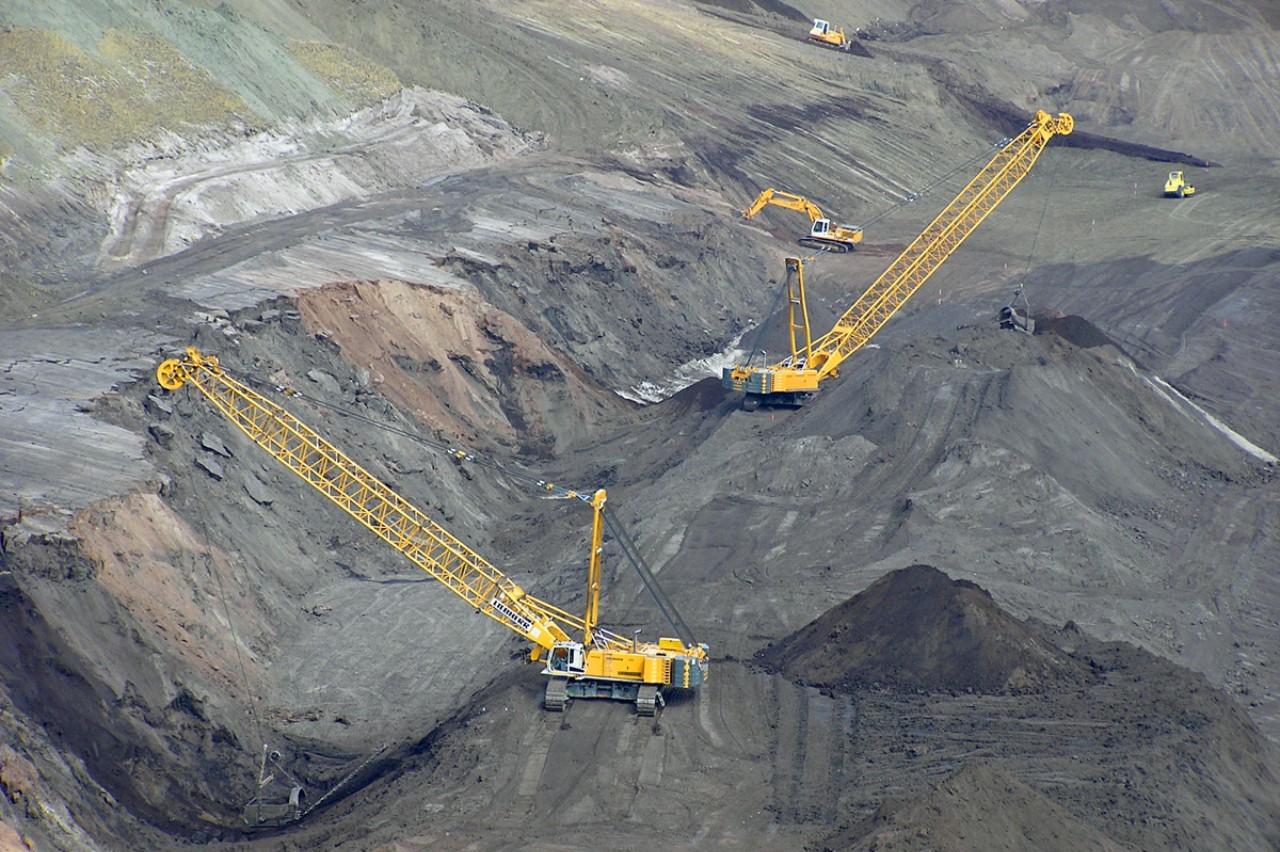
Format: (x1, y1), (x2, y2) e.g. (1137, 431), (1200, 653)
(808, 19), (852, 51)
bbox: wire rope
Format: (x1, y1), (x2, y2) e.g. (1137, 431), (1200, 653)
(857, 138), (1007, 230)
(227, 368), (694, 642)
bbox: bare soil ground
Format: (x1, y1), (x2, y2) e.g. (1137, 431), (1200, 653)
(2, 1), (1280, 850)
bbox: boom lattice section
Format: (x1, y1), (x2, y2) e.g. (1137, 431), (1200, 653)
(726, 110), (1072, 403)
(157, 348), (582, 651)
(800, 111), (1072, 377)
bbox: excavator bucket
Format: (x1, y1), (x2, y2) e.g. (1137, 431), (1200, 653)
(242, 786), (305, 828)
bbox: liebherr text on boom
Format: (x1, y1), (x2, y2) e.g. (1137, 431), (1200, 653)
(156, 348), (708, 716)
(725, 110), (1073, 408)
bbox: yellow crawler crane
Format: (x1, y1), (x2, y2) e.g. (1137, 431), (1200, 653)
(724, 110), (1073, 408)
(156, 348), (708, 715)
(741, 188), (864, 252)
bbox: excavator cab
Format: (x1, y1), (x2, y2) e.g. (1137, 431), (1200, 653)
(800, 217), (862, 252)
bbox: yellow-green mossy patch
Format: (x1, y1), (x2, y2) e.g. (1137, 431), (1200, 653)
(287, 40), (401, 105)
(0, 27), (247, 149)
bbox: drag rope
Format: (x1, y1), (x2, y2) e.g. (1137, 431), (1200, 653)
(857, 138), (1005, 231)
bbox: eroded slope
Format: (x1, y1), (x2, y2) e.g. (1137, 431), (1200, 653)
(2, 0), (1280, 849)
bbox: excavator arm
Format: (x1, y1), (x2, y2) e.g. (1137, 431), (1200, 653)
(725, 110), (1072, 405)
(742, 188), (825, 223)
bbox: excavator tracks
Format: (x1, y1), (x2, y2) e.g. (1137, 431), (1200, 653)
(797, 237), (854, 253)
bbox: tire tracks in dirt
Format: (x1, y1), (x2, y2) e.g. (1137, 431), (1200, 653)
(768, 674), (852, 827)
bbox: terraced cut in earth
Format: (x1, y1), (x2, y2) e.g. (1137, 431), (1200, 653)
(1, 0), (1279, 850)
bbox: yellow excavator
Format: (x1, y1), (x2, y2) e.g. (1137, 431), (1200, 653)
(724, 110), (1074, 408)
(1163, 170), (1196, 198)
(156, 348), (708, 716)
(741, 188), (863, 253)
(808, 19), (852, 51)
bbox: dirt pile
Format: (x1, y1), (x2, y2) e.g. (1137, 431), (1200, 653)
(756, 564), (1092, 694)
(1035, 313), (1129, 354)
(745, 564), (1280, 850)
(294, 278), (629, 458)
(831, 762), (1125, 852)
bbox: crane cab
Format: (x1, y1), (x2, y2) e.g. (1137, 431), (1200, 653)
(544, 641), (586, 675)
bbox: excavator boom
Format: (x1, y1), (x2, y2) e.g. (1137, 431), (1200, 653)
(725, 110), (1072, 406)
(742, 188), (822, 221)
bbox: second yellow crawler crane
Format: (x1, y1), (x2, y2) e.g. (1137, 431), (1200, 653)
(725, 110), (1074, 408)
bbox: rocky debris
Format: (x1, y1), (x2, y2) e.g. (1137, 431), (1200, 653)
(242, 474), (275, 506)
(307, 369), (342, 396)
(147, 421), (175, 449)
(2, 523), (97, 582)
(143, 394), (173, 418)
(756, 564), (1093, 694)
(194, 456), (225, 481)
(200, 431), (232, 458)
